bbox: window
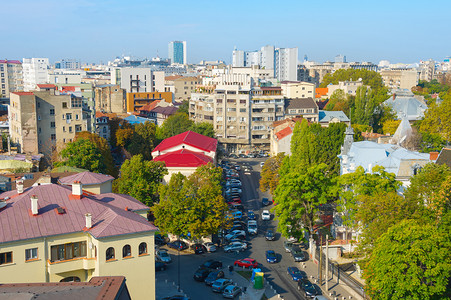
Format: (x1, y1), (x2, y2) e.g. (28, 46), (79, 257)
(0, 252), (12, 265)
(60, 277), (80, 282)
(63, 126), (66, 132)
(102, 127), (106, 133)
(122, 245), (131, 258)
(139, 242), (147, 255)
(51, 134), (56, 140)
(106, 247), (115, 260)
(75, 114), (79, 120)
(50, 108), (55, 115)
(68, 126), (73, 133)
(50, 242), (86, 262)
(227, 108), (236, 112)
(76, 125), (82, 132)
(25, 248), (38, 261)
(50, 122), (55, 128)
(240, 100), (246, 104)
(62, 102), (67, 108)
(240, 108), (246, 112)
(66, 113), (72, 120)
(37, 102), (40, 108)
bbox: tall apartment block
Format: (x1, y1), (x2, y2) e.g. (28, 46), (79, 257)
(0, 60), (23, 98)
(22, 58), (50, 91)
(9, 89), (92, 157)
(111, 67), (165, 93)
(232, 45), (298, 81)
(168, 41), (187, 65)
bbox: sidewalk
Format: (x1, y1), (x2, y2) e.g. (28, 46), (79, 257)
(155, 277), (189, 300)
(230, 271), (276, 300)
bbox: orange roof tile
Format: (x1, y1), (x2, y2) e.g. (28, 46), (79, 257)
(165, 75), (183, 81)
(37, 84), (56, 88)
(275, 126), (293, 140)
(11, 92), (34, 96)
(139, 100), (161, 112)
(315, 87), (328, 98)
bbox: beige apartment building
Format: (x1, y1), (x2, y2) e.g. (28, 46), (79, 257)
(0, 59), (24, 98)
(0, 172), (157, 300)
(9, 89), (92, 157)
(380, 69), (419, 90)
(281, 81), (315, 98)
(94, 84), (126, 113)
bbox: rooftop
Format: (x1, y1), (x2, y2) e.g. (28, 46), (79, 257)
(285, 98), (318, 110)
(152, 131), (217, 154)
(318, 110), (350, 123)
(151, 106), (178, 116)
(0, 60), (21, 64)
(153, 149), (213, 167)
(275, 126), (293, 140)
(58, 171), (114, 186)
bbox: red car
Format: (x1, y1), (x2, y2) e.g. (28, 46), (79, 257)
(234, 258), (258, 269)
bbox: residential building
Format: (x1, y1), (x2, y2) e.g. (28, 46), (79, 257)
(54, 58), (81, 69)
(148, 106), (178, 125)
(0, 276), (131, 300)
(275, 47), (298, 82)
(48, 70), (83, 85)
(168, 41), (187, 64)
(335, 54), (347, 63)
(419, 59), (436, 82)
(318, 110), (350, 127)
(9, 90), (92, 157)
(269, 118), (303, 157)
(95, 112), (110, 140)
(22, 58), (50, 91)
(164, 75), (183, 93)
(380, 69), (419, 90)
(111, 68), (165, 93)
(0, 172), (157, 300)
(297, 65), (319, 85)
(126, 91), (173, 113)
(151, 131), (217, 183)
(94, 84), (126, 113)
(0, 59), (23, 98)
(284, 98), (319, 122)
(327, 80), (364, 97)
(281, 81), (315, 98)
(172, 76), (201, 101)
(383, 89), (427, 122)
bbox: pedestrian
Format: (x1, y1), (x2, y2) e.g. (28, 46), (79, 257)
(228, 265), (233, 275)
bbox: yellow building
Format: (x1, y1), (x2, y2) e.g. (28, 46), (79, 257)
(126, 91), (173, 113)
(0, 172), (157, 300)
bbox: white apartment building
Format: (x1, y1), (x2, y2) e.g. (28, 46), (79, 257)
(281, 81), (315, 98)
(0, 60), (23, 98)
(22, 58), (49, 91)
(327, 80), (364, 97)
(380, 69), (419, 90)
(232, 45), (299, 81)
(111, 68), (165, 93)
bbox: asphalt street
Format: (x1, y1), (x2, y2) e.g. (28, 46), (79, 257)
(156, 157), (311, 300)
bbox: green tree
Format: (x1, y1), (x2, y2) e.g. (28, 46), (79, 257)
(56, 138), (106, 173)
(113, 155), (167, 206)
(116, 127), (134, 148)
(419, 91), (451, 141)
(382, 119), (401, 135)
(157, 112), (194, 140)
(177, 100), (189, 115)
(364, 219), (451, 300)
(128, 121), (157, 160)
(274, 163), (333, 238)
(418, 132), (447, 153)
(260, 152), (285, 195)
(151, 163), (228, 239)
(189, 122), (215, 138)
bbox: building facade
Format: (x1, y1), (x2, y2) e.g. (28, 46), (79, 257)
(22, 58), (50, 91)
(168, 41), (187, 64)
(126, 91), (173, 113)
(94, 84), (126, 113)
(111, 68), (165, 93)
(380, 69), (419, 90)
(0, 60), (23, 98)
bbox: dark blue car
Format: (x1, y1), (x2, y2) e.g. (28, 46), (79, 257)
(287, 267), (306, 281)
(265, 250), (277, 263)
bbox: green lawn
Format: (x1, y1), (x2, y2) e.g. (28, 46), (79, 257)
(237, 270), (252, 280)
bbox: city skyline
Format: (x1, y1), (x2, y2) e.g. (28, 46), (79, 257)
(2, 0), (450, 64)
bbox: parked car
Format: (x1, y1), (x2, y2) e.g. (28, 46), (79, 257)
(211, 279), (233, 293)
(262, 198), (271, 206)
(191, 243), (206, 254)
(200, 260), (223, 270)
(203, 242), (217, 252)
(156, 249), (172, 263)
(230, 211), (243, 220)
(193, 268), (211, 282)
(230, 203), (244, 211)
(247, 220), (258, 235)
(229, 154), (238, 159)
(222, 285), (242, 298)
(261, 210), (271, 221)
(225, 188), (242, 194)
(243, 168), (252, 175)
(229, 224), (245, 232)
(287, 267), (306, 281)
(298, 279), (322, 298)
(225, 230), (246, 240)
(167, 240), (188, 251)
(238, 153), (246, 158)
(204, 270), (225, 286)
(155, 234), (168, 246)
(234, 165), (241, 171)
(292, 249), (307, 262)
(265, 230), (275, 241)
(288, 236), (298, 242)
(283, 241), (294, 253)
(247, 210), (256, 220)
(234, 258), (258, 268)
(260, 162), (265, 167)
(155, 261), (167, 271)
(265, 250), (277, 263)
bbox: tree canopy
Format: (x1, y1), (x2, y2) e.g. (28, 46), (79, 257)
(151, 163), (228, 239)
(156, 112), (216, 140)
(417, 90), (451, 142)
(113, 155), (167, 206)
(259, 152), (285, 195)
(55, 138), (107, 174)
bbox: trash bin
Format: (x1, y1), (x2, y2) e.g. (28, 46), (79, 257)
(254, 273), (264, 289)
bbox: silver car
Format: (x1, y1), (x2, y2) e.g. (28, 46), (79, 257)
(155, 249), (172, 263)
(224, 241), (247, 253)
(203, 242), (217, 252)
(222, 285), (242, 298)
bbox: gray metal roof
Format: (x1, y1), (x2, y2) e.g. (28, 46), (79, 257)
(318, 110), (349, 123)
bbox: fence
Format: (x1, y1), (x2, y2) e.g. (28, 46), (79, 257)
(315, 250), (367, 299)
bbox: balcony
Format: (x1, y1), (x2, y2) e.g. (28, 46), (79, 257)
(47, 257), (96, 274)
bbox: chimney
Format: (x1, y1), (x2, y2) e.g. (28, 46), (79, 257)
(85, 213), (92, 229)
(392, 93), (396, 100)
(72, 181), (83, 199)
(31, 195), (38, 216)
(17, 179), (24, 194)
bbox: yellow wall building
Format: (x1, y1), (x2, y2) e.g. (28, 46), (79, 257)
(126, 92), (173, 113)
(0, 172), (156, 300)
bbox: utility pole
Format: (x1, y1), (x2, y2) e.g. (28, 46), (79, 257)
(319, 234), (323, 286)
(326, 234), (329, 291)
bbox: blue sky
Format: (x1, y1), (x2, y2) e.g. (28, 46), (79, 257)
(2, 0), (450, 64)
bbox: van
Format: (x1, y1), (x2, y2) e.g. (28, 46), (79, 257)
(247, 220), (258, 235)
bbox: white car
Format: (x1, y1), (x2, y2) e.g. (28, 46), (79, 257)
(155, 249), (172, 263)
(203, 242), (217, 252)
(247, 220), (258, 235)
(261, 210), (271, 221)
(260, 162), (265, 167)
(225, 230), (246, 240)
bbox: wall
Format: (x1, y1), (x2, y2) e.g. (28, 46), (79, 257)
(82, 181), (113, 195)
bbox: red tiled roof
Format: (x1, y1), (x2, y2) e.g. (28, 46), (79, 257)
(37, 84), (56, 88)
(315, 88), (328, 98)
(153, 131), (217, 153)
(0, 60), (21, 64)
(275, 126), (293, 140)
(11, 92), (34, 96)
(153, 149), (213, 167)
(165, 75), (183, 81)
(61, 86), (76, 92)
(0, 184), (156, 243)
(95, 111), (109, 118)
(139, 100), (161, 112)
(59, 171), (114, 186)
